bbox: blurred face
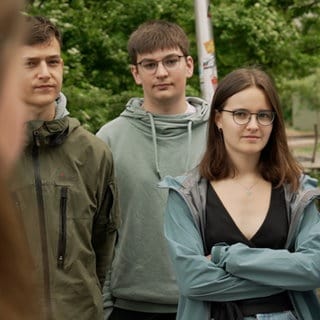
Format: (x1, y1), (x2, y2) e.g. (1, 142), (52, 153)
(20, 37), (63, 110)
(131, 48), (193, 111)
(215, 87), (273, 160)
(0, 50), (26, 174)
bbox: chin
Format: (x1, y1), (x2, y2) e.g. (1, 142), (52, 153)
(31, 95), (57, 106)
(155, 92), (177, 101)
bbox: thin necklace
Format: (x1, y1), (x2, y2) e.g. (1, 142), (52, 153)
(234, 179), (259, 196)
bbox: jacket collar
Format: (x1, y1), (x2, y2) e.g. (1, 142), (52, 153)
(25, 117), (70, 147)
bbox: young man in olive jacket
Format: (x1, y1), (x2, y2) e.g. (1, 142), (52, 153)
(11, 16), (120, 320)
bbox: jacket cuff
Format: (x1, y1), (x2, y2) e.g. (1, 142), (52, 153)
(211, 243), (229, 267)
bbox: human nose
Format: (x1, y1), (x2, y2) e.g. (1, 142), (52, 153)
(38, 61), (50, 79)
(155, 60), (168, 76)
(246, 113), (259, 128)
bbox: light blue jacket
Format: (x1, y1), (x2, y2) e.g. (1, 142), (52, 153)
(160, 168), (320, 320)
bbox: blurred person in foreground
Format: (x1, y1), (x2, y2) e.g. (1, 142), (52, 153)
(0, 0), (42, 319)
(161, 67), (320, 320)
(11, 15), (120, 319)
(97, 20), (209, 320)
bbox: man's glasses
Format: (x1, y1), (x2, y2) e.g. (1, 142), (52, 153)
(136, 54), (186, 74)
(221, 109), (275, 126)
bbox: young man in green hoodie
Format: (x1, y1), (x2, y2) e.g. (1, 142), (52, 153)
(11, 16), (120, 320)
(97, 20), (209, 320)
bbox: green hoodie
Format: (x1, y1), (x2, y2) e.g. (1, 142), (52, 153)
(96, 97), (209, 315)
(11, 99), (120, 320)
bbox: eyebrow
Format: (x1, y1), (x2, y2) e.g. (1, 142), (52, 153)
(22, 54), (61, 61)
(229, 108), (272, 112)
(141, 53), (183, 61)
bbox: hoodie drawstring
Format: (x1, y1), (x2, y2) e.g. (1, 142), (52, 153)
(186, 120), (193, 171)
(147, 113), (161, 179)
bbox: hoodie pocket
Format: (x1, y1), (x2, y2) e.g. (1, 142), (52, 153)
(57, 186), (68, 269)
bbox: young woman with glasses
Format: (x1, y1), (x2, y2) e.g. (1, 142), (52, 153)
(161, 67), (320, 320)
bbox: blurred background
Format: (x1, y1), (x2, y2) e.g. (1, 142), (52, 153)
(26, 0), (320, 138)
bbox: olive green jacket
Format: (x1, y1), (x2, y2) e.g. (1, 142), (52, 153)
(11, 116), (120, 320)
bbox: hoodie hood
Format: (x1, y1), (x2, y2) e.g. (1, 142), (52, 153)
(120, 97), (209, 178)
(55, 92), (70, 120)
(121, 97), (209, 134)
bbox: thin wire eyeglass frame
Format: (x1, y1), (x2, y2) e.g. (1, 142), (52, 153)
(136, 55), (186, 74)
(221, 109), (276, 126)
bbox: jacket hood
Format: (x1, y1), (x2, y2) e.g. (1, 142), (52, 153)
(120, 97), (209, 178)
(161, 170), (320, 211)
(161, 169), (320, 204)
(284, 174), (319, 211)
(284, 174), (320, 248)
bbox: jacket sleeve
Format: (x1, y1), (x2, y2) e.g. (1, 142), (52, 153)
(164, 190), (283, 302)
(92, 147), (120, 290)
(102, 180), (120, 320)
(212, 202), (320, 291)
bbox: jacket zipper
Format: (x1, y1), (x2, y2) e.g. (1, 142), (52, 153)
(32, 136), (53, 319)
(57, 187), (68, 269)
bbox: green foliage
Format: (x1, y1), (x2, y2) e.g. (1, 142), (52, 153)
(26, 0), (320, 131)
(282, 68), (320, 118)
(64, 85), (142, 133)
(210, 0), (319, 79)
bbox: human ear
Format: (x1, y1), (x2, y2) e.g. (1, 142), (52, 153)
(130, 65), (142, 85)
(215, 109), (222, 129)
(185, 56), (194, 78)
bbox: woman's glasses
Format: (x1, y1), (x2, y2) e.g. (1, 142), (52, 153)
(221, 109), (275, 126)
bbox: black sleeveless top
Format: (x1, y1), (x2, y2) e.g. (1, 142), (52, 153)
(205, 183), (288, 250)
(205, 183), (293, 319)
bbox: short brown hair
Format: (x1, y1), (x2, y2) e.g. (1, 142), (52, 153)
(199, 67), (302, 191)
(24, 15), (62, 48)
(127, 20), (189, 65)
